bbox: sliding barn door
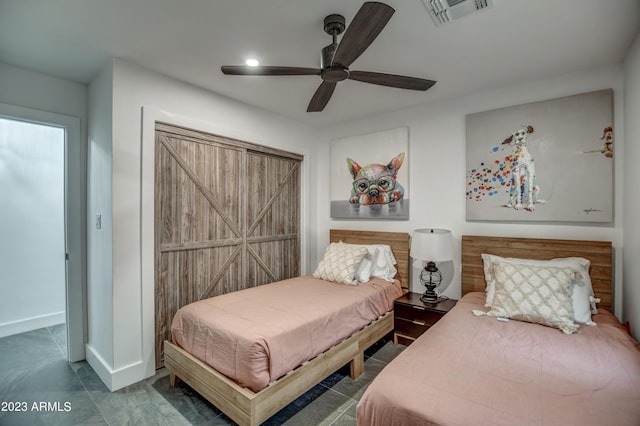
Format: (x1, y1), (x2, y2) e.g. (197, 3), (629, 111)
(154, 123), (301, 367)
(246, 152), (300, 286)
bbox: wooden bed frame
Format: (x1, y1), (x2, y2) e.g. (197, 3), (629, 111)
(164, 229), (410, 426)
(461, 235), (613, 311)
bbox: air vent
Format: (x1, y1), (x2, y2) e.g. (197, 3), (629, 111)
(422, 0), (494, 26)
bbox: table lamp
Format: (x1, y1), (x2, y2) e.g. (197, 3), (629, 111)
(410, 229), (454, 303)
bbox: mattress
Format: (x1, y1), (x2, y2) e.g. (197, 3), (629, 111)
(171, 274), (401, 392)
(357, 292), (640, 426)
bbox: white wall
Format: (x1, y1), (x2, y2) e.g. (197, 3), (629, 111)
(319, 64), (626, 316)
(623, 32), (640, 339)
(87, 58), (321, 390)
(0, 118), (65, 336)
(0, 62), (87, 361)
(87, 62), (115, 375)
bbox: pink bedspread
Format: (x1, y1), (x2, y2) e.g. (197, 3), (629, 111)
(357, 292), (640, 426)
(171, 275), (401, 392)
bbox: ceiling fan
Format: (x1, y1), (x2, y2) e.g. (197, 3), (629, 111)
(221, 2), (436, 112)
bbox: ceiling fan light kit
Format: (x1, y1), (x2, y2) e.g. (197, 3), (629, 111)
(221, 1), (436, 112)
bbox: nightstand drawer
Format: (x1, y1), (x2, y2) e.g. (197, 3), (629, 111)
(394, 316), (433, 338)
(394, 304), (443, 326)
(392, 294), (457, 346)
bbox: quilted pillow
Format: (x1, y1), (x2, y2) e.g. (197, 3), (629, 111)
(312, 243), (369, 285)
(482, 254), (595, 324)
(486, 261), (580, 334)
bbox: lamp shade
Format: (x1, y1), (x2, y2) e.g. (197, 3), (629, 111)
(410, 229), (454, 262)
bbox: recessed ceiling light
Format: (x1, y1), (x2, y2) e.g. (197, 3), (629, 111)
(245, 58), (259, 67)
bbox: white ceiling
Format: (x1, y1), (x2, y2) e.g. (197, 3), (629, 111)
(0, 0), (638, 128)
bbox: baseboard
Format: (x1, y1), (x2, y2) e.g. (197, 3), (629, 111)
(85, 344), (153, 391)
(0, 311), (65, 338)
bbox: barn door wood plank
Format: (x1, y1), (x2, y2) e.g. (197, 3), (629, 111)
(159, 135), (242, 238)
(247, 163), (299, 236)
(201, 245), (242, 299)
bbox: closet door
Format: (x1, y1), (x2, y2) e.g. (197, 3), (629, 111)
(154, 123), (301, 367)
(245, 152), (300, 287)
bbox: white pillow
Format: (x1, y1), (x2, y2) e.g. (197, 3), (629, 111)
(337, 242), (396, 262)
(482, 254), (595, 324)
(370, 246), (397, 282)
(552, 257), (595, 324)
(312, 243), (368, 285)
(337, 242), (397, 281)
(355, 258), (372, 283)
(486, 261), (580, 334)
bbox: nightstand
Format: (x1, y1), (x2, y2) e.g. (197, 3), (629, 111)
(393, 293), (457, 345)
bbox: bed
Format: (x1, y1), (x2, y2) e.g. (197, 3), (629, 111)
(164, 229), (409, 426)
(357, 235), (640, 426)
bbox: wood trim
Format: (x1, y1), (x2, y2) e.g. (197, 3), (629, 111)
(155, 121), (304, 161)
(159, 238), (243, 252)
(461, 235), (613, 311)
(330, 229), (411, 293)
(165, 311), (393, 426)
(247, 234), (298, 243)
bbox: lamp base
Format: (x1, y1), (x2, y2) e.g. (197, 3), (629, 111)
(422, 284), (438, 303)
(420, 295), (447, 305)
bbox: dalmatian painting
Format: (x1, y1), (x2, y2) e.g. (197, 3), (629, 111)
(465, 89), (613, 222)
(500, 125), (544, 211)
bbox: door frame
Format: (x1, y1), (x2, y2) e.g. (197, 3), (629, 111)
(0, 102), (85, 362)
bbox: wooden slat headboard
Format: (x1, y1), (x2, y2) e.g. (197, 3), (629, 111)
(330, 229), (410, 293)
(461, 235), (613, 311)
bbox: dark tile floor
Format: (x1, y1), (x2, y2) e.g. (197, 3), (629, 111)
(0, 325), (405, 425)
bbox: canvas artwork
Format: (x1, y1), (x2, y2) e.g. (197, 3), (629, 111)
(466, 89), (613, 222)
(331, 127), (409, 220)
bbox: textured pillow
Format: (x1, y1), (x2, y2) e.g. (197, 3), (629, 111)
(486, 261), (579, 334)
(482, 254), (595, 324)
(312, 243), (368, 285)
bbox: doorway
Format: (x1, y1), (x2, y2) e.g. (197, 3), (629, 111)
(0, 103), (84, 361)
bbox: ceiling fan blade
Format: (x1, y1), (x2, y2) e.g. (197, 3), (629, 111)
(307, 81), (337, 112)
(348, 70), (436, 91)
(332, 2), (395, 68)
(221, 66), (320, 76)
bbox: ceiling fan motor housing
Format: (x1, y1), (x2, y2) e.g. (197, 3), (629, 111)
(323, 14), (345, 36)
(321, 43), (337, 69)
(321, 66), (349, 82)
(321, 44), (351, 82)
(321, 14), (349, 81)
(322, 14), (345, 69)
